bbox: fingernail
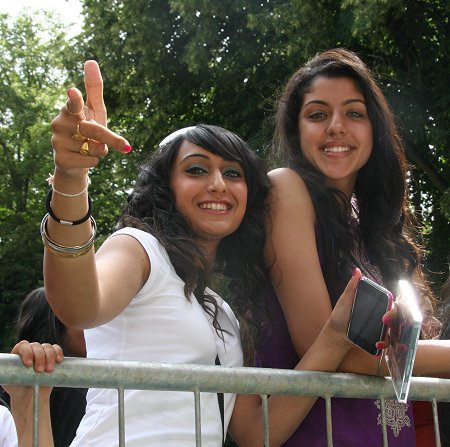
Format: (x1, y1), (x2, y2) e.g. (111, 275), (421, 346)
(352, 269), (357, 277)
(375, 341), (383, 349)
(67, 88), (74, 98)
(382, 315), (391, 325)
(123, 142), (132, 153)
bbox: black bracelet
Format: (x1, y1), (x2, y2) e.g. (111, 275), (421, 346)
(45, 189), (92, 225)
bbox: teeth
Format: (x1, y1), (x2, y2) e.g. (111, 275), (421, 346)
(324, 146), (350, 153)
(200, 203), (228, 211)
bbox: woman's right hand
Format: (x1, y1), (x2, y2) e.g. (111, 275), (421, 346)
(2, 341), (64, 402)
(327, 268), (362, 342)
(50, 60), (131, 179)
(3, 341), (60, 447)
(328, 270), (393, 353)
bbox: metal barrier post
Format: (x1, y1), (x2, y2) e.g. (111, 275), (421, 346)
(118, 387), (125, 447)
(325, 396), (333, 447)
(194, 390), (202, 447)
(261, 393), (269, 446)
(379, 397), (389, 446)
(432, 399), (442, 447)
(32, 384), (40, 447)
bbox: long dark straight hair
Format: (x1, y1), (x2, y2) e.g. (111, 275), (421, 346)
(275, 48), (436, 334)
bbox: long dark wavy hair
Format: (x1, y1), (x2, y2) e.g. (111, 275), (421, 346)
(117, 124), (271, 352)
(275, 48), (437, 335)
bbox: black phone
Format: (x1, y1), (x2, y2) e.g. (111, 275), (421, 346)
(347, 277), (393, 356)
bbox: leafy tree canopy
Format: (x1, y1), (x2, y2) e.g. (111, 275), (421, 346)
(0, 11), (73, 349)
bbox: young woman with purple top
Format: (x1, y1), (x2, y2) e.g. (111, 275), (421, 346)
(255, 48), (450, 446)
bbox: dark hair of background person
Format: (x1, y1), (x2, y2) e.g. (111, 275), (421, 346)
(117, 124), (271, 355)
(15, 287), (65, 349)
(274, 48), (437, 337)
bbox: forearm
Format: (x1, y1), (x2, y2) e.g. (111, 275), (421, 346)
(233, 270), (364, 446)
(337, 337), (450, 378)
(413, 340), (450, 378)
(337, 347), (384, 376)
(268, 325), (352, 445)
(44, 170), (101, 327)
(11, 394), (54, 447)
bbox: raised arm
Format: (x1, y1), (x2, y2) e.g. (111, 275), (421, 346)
(44, 61), (148, 329)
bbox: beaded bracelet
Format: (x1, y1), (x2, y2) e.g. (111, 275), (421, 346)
(46, 189), (92, 225)
(40, 213), (97, 258)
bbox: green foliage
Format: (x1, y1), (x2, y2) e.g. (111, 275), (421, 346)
(441, 189), (450, 220)
(0, 12), (70, 350)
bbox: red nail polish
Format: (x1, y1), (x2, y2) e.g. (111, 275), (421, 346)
(123, 143), (132, 153)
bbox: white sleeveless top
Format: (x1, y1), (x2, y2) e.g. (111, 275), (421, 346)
(0, 406), (17, 447)
(71, 228), (243, 446)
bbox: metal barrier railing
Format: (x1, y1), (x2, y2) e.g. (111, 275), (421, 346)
(1, 353), (449, 446)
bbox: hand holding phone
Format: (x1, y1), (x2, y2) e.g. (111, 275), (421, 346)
(347, 277), (394, 356)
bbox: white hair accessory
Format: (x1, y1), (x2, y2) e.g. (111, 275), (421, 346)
(158, 126), (197, 147)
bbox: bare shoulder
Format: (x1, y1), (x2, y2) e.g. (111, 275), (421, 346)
(98, 231), (146, 259)
(264, 167), (316, 268)
(268, 166), (301, 183)
(268, 167), (310, 197)
(267, 167), (313, 213)
(96, 232), (151, 297)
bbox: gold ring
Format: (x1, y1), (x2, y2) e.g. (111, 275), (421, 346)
(72, 123), (87, 141)
(80, 141), (90, 156)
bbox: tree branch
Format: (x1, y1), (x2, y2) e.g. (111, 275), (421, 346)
(406, 142), (449, 194)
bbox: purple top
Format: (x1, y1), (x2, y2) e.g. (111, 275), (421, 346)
(254, 226), (416, 446)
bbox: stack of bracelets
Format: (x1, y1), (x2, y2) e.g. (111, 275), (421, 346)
(40, 188), (97, 258)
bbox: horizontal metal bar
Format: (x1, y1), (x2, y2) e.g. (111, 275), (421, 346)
(1, 354), (450, 402)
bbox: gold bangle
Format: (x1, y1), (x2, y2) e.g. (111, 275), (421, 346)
(43, 240), (94, 258)
(40, 213), (96, 258)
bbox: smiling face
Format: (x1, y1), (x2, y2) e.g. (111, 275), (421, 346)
(170, 140), (248, 256)
(298, 76), (373, 197)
